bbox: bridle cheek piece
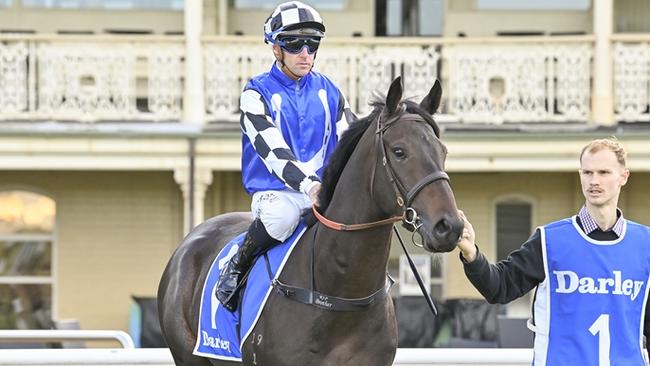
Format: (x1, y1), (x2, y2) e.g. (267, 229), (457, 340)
(375, 113), (450, 242)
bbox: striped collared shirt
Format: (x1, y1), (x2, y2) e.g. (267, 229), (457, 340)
(578, 205), (625, 237)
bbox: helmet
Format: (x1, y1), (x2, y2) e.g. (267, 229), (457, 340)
(263, 1), (325, 44)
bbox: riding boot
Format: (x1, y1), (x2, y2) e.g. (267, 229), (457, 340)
(215, 219), (279, 311)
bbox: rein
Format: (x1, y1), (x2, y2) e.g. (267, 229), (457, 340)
(268, 227), (395, 312)
(313, 112), (450, 237)
(311, 205), (402, 231)
(271, 109), (447, 315)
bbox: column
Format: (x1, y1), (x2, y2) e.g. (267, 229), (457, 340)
(591, 0), (614, 125)
(184, 0), (205, 125)
(218, 0), (228, 35)
(174, 167), (213, 235)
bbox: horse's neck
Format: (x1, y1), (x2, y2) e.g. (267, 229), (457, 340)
(313, 141), (394, 298)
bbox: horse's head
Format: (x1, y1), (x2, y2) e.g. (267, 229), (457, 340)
(370, 77), (463, 253)
(317, 77), (463, 253)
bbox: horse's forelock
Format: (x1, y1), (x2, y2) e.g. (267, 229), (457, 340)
(401, 100), (440, 138)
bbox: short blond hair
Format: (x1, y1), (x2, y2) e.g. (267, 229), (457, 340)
(580, 137), (627, 167)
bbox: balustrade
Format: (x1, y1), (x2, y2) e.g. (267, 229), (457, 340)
(0, 35), (184, 122)
(613, 35), (650, 123)
(0, 34), (646, 125)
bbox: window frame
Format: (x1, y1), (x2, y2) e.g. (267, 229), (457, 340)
(0, 188), (57, 326)
(477, 0), (590, 11)
(20, 0), (183, 10)
(492, 194), (536, 316)
(233, 0), (344, 11)
(491, 194), (536, 260)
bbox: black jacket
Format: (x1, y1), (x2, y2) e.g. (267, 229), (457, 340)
(461, 216), (650, 349)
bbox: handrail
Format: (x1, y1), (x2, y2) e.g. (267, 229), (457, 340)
(0, 349), (170, 364)
(0, 330), (135, 349)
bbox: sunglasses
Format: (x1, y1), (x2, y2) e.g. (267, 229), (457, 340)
(277, 36), (321, 54)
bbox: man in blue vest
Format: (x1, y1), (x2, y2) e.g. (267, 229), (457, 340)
(457, 138), (650, 365)
(215, 1), (354, 312)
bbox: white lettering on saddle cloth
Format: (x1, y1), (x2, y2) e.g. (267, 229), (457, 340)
(202, 331), (231, 352)
(553, 270), (644, 301)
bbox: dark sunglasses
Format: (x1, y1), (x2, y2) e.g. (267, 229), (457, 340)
(277, 36), (321, 54)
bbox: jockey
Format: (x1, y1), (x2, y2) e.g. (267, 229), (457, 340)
(215, 0), (355, 311)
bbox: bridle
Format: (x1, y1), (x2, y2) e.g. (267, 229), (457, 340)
(279, 108), (448, 314)
(313, 110), (450, 240)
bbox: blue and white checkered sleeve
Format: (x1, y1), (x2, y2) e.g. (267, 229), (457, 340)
(240, 89), (320, 194)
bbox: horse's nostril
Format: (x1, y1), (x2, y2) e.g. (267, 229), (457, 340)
(433, 216), (464, 244)
(434, 219), (452, 236)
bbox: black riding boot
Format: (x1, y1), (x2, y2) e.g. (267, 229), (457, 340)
(215, 219), (279, 311)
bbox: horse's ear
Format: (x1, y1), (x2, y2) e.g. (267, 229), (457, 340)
(385, 76), (403, 114)
(420, 79), (442, 115)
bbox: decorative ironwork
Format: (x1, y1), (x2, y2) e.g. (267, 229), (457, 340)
(614, 42), (650, 122)
(0, 38), (184, 122)
(147, 45), (184, 121)
(0, 42), (29, 116)
(1, 36), (637, 125)
(445, 43), (592, 123)
(37, 42), (135, 121)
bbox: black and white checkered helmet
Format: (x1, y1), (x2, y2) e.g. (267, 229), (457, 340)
(264, 1), (325, 44)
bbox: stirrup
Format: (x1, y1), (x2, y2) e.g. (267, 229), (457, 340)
(220, 291), (239, 312)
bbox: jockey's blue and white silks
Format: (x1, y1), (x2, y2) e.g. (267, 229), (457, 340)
(240, 64), (352, 195)
(532, 216), (650, 366)
(193, 221), (308, 361)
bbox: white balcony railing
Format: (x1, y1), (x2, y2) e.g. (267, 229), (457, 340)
(444, 39), (593, 123)
(0, 34), (184, 123)
(613, 34), (650, 123)
(1, 34), (646, 125)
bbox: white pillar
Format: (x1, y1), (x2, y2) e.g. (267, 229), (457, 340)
(218, 0), (228, 35)
(591, 0), (614, 125)
(174, 167), (213, 235)
(184, 0), (205, 125)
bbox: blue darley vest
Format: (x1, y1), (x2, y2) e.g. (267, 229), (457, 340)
(241, 65), (344, 195)
(533, 217), (650, 366)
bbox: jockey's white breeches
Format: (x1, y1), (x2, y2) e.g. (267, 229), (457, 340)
(250, 190), (312, 242)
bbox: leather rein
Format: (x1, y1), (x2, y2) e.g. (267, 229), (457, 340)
(271, 111), (448, 314)
(313, 112), (450, 233)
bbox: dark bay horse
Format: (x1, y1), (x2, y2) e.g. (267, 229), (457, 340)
(158, 77), (463, 366)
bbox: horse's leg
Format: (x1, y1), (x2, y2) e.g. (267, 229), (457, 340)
(158, 261), (212, 366)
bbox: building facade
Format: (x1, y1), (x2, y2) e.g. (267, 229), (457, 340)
(1, 0), (650, 334)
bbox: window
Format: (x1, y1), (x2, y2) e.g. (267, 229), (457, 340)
(495, 199), (533, 316)
(496, 202), (531, 261)
(21, 0), (183, 10)
(234, 0), (343, 10)
(1, 0), (12, 6)
(377, 0), (443, 36)
(477, 0), (590, 10)
(0, 191), (55, 329)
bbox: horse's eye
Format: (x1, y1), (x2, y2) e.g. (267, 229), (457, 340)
(392, 147), (406, 159)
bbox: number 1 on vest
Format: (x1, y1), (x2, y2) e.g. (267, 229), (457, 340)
(589, 314), (611, 366)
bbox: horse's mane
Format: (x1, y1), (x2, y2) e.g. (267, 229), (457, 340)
(317, 96), (440, 212)
(317, 103), (380, 211)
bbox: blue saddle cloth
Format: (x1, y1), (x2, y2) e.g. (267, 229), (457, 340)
(192, 221), (308, 361)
